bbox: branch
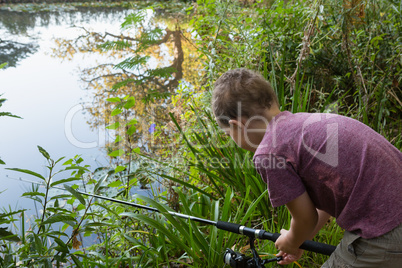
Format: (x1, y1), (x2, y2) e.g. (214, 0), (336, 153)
(104, 32), (141, 42)
(287, 5), (319, 93)
(104, 28), (173, 46)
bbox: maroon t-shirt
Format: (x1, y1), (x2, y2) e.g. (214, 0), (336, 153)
(253, 111), (402, 239)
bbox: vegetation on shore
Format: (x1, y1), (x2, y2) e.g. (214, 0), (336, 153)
(1, 0), (401, 267)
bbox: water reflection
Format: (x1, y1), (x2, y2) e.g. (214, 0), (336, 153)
(0, 7), (133, 211)
(0, 7), (129, 34)
(0, 5), (202, 211)
(0, 7), (131, 68)
(0, 39), (38, 68)
(51, 8), (203, 157)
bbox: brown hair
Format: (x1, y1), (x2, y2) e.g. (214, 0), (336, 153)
(212, 68), (279, 126)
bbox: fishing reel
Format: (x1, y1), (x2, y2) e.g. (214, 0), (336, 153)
(223, 237), (282, 268)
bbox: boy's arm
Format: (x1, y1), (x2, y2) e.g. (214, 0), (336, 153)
(275, 191), (318, 255)
(275, 193), (332, 265)
(309, 209), (331, 240)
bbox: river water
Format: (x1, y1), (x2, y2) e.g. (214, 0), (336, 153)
(0, 7), (136, 213)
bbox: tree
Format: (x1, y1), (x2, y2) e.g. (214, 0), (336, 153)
(52, 9), (203, 159)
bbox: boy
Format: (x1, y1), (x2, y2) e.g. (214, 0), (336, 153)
(212, 68), (402, 267)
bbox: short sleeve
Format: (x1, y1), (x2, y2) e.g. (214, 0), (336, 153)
(254, 154), (306, 207)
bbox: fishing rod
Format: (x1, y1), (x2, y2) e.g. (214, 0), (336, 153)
(7, 176), (336, 267)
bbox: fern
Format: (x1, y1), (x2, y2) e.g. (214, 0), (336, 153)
(98, 40), (132, 51)
(112, 78), (144, 91)
(113, 55), (149, 71)
(147, 66), (177, 79)
(121, 10), (147, 30)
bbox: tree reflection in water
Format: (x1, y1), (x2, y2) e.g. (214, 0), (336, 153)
(51, 8), (203, 159)
(0, 7), (130, 68)
(0, 39), (38, 68)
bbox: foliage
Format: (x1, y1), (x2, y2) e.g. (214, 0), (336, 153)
(51, 4), (203, 160)
(1, 0), (401, 267)
(0, 0), (192, 13)
(191, 0), (401, 148)
(1, 147), (90, 267)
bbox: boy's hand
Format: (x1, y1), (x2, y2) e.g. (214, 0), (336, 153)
(276, 250), (303, 265)
(275, 229), (303, 265)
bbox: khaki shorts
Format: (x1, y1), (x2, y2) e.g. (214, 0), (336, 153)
(322, 223), (402, 268)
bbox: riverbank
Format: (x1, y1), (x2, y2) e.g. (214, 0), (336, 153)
(0, 0), (190, 12)
(0, 0), (119, 3)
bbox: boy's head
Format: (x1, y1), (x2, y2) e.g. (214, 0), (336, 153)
(212, 68), (279, 126)
(212, 68), (280, 151)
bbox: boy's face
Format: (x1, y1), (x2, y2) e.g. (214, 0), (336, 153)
(220, 121), (247, 150)
(217, 116), (267, 152)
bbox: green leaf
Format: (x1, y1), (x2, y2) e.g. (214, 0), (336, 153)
(21, 191), (46, 198)
(115, 135), (122, 143)
(50, 194), (72, 201)
(64, 185), (86, 205)
(71, 254), (84, 268)
(50, 177), (81, 187)
(114, 55), (149, 70)
(111, 78), (141, 90)
(106, 122), (120, 130)
(127, 118), (138, 126)
(0, 210), (25, 225)
(0, 62), (7, 69)
(106, 97), (121, 102)
(123, 96), (135, 109)
(53, 237), (69, 253)
(132, 147), (141, 154)
(76, 203), (86, 211)
(41, 214), (76, 226)
(127, 125), (136, 136)
(121, 11), (146, 29)
(111, 108), (122, 116)
(0, 158), (5, 165)
(240, 190), (268, 225)
(55, 157), (66, 165)
(115, 166), (126, 173)
(46, 230), (69, 238)
(0, 227), (20, 242)
(108, 180), (122, 187)
(33, 233), (43, 254)
(55, 245), (70, 254)
(62, 166), (90, 173)
(63, 159), (73, 166)
(108, 149), (125, 157)
(0, 112), (22, 118)
(37, 146), (50, 160)
(84, 222), (115, 228)
(5, 168), (46, 181)
(94, 174), (108, 193)
(76, 157), (84, 164)
(120, 208), (200, 262)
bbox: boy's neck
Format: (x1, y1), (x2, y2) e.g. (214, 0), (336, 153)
(245, 107), (282, 153)
(264, 106), (282, 123)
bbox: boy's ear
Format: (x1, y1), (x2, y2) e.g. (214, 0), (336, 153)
(228, 119), (245, 129)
